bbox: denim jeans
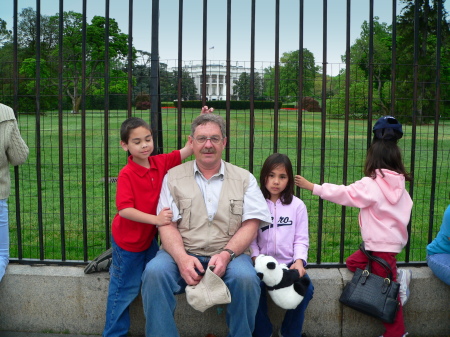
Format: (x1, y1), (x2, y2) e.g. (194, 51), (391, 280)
(253, 273), (314, 337)
(103, 237), (159, 337)
(0, 198), (8, 282)
(141, 249), (261, 337)
(427, 253), (450, 286)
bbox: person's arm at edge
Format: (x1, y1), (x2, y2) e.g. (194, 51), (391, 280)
(8, 120), (29, 166)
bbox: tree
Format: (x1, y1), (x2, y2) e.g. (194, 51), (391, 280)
(11, 8), (134, 113)
(264, 49), (319, 101)
(346, 18), (393, 115)
(159, 63), (198, 101)
(232, 72), (265, 100)
(0, 18), (11, 46)
(327, 67), (391, 119)
(396, 0), (450, 122)
(133, 50), (152, 97)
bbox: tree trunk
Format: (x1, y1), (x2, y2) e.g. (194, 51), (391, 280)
(73, 96), (82, 114)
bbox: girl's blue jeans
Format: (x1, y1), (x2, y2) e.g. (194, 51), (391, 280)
(141, 249), (261, 337)
(0, 198), (8, 282)
(253, 273), (314, 337)
(103, 237), (159, 337)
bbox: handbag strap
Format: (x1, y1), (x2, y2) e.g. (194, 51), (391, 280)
(359, 243), (394, 280)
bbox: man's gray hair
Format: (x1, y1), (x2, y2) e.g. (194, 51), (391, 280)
(190, 113), (226, 138)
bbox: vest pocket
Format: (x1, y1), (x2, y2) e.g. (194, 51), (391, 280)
(229, 199), (243, 235)
(178, 198), (192, 230)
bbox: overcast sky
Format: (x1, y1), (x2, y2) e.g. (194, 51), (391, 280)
(3, 0), (449, 75)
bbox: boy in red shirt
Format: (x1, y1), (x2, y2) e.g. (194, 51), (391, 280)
(103, 107), (212, 337)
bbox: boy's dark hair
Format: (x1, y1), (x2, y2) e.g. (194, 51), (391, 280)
(260, 153), (294, 205)
(120, 117), (151, 143)
(364, 139), (411, 181)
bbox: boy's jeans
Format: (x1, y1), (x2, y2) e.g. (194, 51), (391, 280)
(141, 249), (261, 337)
(0, 199), (8, 282)
(427, 253), (450, 286)
(103, 237), (159, 337)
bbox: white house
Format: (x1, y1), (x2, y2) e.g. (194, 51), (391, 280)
(180, 63), (253, 101)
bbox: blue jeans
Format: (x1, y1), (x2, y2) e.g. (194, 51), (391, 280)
(103, 237), (159, 337)
(141, 249), (261, 337)
(427, 253), (450, 286)
(0, 198), (8, 282)
(253, 273), (314, 337)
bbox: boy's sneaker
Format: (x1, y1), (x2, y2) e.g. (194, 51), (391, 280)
(397, 269), (412, 306)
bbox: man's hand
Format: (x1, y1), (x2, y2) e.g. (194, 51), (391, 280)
(155, 207), (173, 226)
(208, 251), (231, 277)
(177, 254), (205, 286)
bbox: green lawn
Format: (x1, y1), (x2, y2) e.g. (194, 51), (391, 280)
(8, 108), (450, 264)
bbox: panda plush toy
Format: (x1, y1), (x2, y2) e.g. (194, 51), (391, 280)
(254, 254), (310, 310)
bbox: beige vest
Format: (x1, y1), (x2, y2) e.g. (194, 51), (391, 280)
(167, 160), (250, 256)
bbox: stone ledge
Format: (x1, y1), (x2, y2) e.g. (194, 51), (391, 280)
(0, 265), (449, 337)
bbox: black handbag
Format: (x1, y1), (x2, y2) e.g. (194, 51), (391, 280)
(339, 243), (400, 323)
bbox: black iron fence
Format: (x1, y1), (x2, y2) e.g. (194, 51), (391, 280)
(1, 0), (449, 267)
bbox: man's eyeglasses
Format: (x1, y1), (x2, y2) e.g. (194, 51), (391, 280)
(194, 136), (223, 144)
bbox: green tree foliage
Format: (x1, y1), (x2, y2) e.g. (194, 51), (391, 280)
(327, 68), (391, 119)
(160, 63), (198, 101)
(133, 54), (197, 102)
(396, 0), (450, 122)
(232, 72), (265, 100)
(349, 18), (392, 115)
(0, 18), (11, 46)
(133, 50), (152, 96)
(7, 8), (134, 113)
(264, 49), (319, 101)
(328, 2), (450, 123)
(328, 18), (393, 118)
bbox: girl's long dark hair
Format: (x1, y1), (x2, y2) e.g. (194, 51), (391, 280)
(364, 139), (411, 181)
(260, 153), (294, 205)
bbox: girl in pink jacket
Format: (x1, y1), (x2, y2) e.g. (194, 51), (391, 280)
(295, 116), (412, 337)
(251, 153), (314, 337)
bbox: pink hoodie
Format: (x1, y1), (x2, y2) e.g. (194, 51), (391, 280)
(313, 169), (413, 253)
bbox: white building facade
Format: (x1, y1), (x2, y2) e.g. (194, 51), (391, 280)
(181, 63), (253, 101)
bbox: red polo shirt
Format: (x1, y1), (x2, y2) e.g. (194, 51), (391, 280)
(112, 150), (181, 252)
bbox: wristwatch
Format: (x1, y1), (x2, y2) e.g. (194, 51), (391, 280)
(222, 248), (236, 261)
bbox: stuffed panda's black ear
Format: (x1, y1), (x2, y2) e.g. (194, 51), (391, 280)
(267, 262), (276, 270)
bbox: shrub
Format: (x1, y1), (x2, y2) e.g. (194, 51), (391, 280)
(180, 100), (282, 110)
(136, 94), (151, 110)
(296, 97), (321, 112)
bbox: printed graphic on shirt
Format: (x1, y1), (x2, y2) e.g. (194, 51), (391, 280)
(261, 216), (293, 232)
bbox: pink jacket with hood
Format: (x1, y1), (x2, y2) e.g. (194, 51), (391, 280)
(313, 169), (412, 253)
